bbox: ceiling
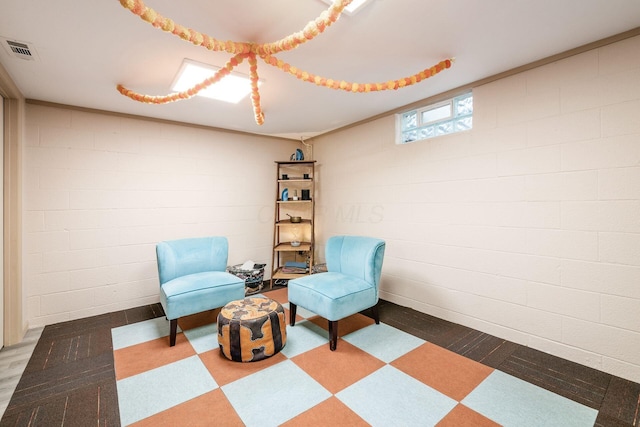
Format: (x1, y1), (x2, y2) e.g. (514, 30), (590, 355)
(1, 1), (639, 140)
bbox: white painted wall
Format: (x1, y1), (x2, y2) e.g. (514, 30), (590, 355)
(23, 104), (298, 326)
(313, 35), (640, 382)
(0, 96), (4, 348)
(21, 35), (640, 383)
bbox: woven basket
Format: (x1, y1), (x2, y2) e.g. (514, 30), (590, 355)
(312, 263), (327, 274)
(227, 263), (266, 295)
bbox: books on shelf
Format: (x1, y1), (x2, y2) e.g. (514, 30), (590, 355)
(281, 261), (308, 274)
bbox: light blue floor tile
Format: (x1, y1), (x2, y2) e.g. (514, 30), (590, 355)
(117, 355), (217, 426)
(343, 322), (426, 363)
(183, 322), (218, 354)
(222, 359), (331, 427)
(280, 320), (327, 358)
(337, 364), (457, 426)
(112, 318), (175, 350)
(282, 302), (316, 319)
(462, 370), (598, 427)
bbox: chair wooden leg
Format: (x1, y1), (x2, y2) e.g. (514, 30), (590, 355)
(289, 303), (297, 326)
(371, 303), (380, 324)
(169, 318), (178, 347)
(329, 320), (338, 351)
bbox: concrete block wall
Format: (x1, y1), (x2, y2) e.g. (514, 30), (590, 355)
(313, 35), (640, 382)
(24, 104), (297, 326)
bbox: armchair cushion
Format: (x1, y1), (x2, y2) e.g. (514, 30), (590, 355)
(287, 272), (377, 321)
(160, 271), (245, 321)
(325, 235), (385, 292)
(157, 237), (229, 285)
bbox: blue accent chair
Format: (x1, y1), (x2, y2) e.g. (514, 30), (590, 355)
(156, 236), (245, 346)
(288, 235), (386, 350)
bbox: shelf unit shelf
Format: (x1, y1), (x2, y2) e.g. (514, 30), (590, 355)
(274, 242), (312, 251)
(276, 219), (312, 226)
(271, 268), (310, 280)
(271, 160), (316, 286)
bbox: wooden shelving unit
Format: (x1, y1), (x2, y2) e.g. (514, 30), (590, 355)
(271, 160), (316, 285)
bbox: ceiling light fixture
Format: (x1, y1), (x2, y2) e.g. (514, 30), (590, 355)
(321, 0), (371, 15)
(116, 0), (453, 126)
(172, 59), (260, 104)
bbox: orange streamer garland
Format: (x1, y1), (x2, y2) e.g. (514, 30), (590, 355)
(116, 0), (454, 125)
(117, 53), (250, 104)
(117, 0), (350, 55)
(260, 55), (452, 92)
(247, 53), (264, 125)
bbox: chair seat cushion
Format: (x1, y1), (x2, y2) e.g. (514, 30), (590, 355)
(161, 271), (244, 320)
(288, 272), (377, 321)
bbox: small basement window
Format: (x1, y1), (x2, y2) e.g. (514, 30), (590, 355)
(397, 92), (473, 144)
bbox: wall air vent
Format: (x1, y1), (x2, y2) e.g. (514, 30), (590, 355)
(1, 37), (39, 60)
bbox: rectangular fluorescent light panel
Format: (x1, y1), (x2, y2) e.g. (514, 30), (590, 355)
(171, 59), (259, 104)
(321, 0), (371, 15)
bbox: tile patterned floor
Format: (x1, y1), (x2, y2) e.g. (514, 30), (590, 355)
(112, 288), (598, 426)
(2, 285), (639, 426)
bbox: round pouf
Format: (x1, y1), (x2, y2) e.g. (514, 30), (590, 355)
(217, 297), (287, 362)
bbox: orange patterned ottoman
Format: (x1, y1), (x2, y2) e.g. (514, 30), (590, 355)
(217, 297), (287, 362)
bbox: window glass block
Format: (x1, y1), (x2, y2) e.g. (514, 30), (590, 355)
(402, 130), (417, 143)
(455, 95), (473, 116)
(435, 121), (453, 135)
(419, 126), (435, 139)
(455, 117), (473, 131)
(402, 111), (417, 130)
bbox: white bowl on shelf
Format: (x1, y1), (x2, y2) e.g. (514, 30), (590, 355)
(291, 241), (301, 247)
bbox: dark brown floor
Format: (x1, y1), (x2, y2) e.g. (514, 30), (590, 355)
(2, 287), (639, 426)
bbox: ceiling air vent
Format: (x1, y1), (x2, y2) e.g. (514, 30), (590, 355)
(1, 37), (39, 60)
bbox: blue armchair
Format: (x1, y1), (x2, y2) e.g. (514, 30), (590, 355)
(156, 236), (245, 346)
(288, 235), (386, 350)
